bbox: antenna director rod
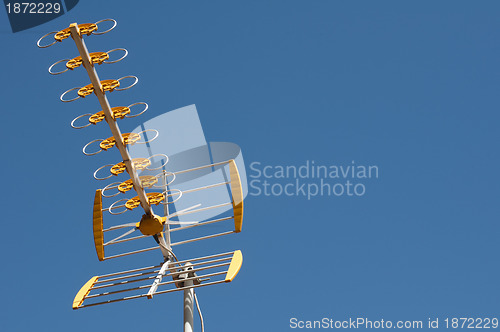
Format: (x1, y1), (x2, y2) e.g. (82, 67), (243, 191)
(68, 23), (152, 216)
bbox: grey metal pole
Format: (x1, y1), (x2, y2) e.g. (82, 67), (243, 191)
(184, 279), (194, 332)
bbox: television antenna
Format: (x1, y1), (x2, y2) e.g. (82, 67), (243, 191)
(38, 19), (246, 332)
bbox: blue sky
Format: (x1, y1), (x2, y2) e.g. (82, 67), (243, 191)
(0, 1), (499, 331)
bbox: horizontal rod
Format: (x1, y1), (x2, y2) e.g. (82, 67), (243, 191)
(170, 215), (233, 233)
(98, 264), (161, 279)
(95, 269), (160, 285)
(157, 271), (226, 288)
(170, 251), (234, 266)
(174, 202), (232, 217)
(171, 231), (235, 247)
(87, 284), (149, 299)
(103, 246), (159, 260)
(167, 256), (231, 270)
(93, 275), (157, 290)
(165, 262), (231, 278)
(104, 234), (149, 246)
(103, 223), (136, 232)
(153, 280), (226, 296)
(171, 160), (230, 176)
(180, 181), (230, 195)
(78, 293), (147, 309)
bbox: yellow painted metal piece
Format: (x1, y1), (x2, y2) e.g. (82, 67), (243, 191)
(66, 52), (109, 70)
(89, 52), (109, 65)
(123, 133), (140, 145)
(111, 106), (131, 119)
(225, 250), (243, 282)
(93, 190), (104, 261)
(100, 133), (140, 151)
(125, 192), (164, 210)
(77, 79), (120, 98)
(55, 23), (97, 42)
(110, 162), (126, 175)
(137, 214), (165, 236)
(118, 176), (158, 193)
(118, 179), (134, 193)
(100, 136), (116, 150)
(88, 106), (131, 125)
(229, 160), (244, 232)
(140, 175), (158, 188)
(110, 158), (150, 176)
(73, 276), (99, 309)
(66, 56), (83, 69)
(131, 158), (151, 170)
(100, 79), (120, 92)
(89, 111), (106, 124)
(77, 83), (95, 97)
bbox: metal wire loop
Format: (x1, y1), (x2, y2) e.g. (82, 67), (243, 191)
(93, 19), (117, 35)
(115, 76), (138, 91)
(60, 87), (82, 102)
(102, 182), (122, 198)
(108, 198), (128, 215)
(94, 164), (114, 180)
(71, 113), (93, 129)
(37, 31), (58, 48)
(104, 48), (128, 64)
(126, 102), (148, 118)
(146, 154), (169, 170)
(161, 189), (183, 205)
(83, 139), (104, 156)
(136, 129), (159, 145)
(48, 58), (70, 75)
(153, 171), (176, 188)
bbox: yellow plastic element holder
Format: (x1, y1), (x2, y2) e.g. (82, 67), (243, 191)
(225, 250), (243, 282)
(66, 52), (109, 70)
(125, 192), (164, 210)
(111, 106), (131, 119)
(89, 106), (130, 125)
(78, 79), (120, 98)
(93, 190), (104, 261)
(100, 133), (140, 151)
(229, 160), (244, 232)
(88, 111), (106, 124)
(137, 214), (165, 236)
(110, 158), (150, 176)
(73, 276), (99, 309)
(118, 175), (158, 193)
(55, 23), (97, 42)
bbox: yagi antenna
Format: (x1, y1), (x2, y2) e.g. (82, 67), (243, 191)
(38, 19), (246, 331)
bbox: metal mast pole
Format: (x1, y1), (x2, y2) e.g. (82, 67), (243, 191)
(184, 279), (194, 332)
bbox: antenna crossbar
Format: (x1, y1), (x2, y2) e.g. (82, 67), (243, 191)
(68, 23), (152, 216)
